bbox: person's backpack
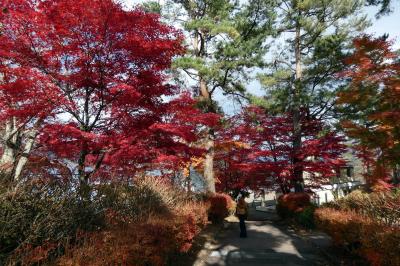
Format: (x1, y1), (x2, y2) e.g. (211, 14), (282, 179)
(236, 205), (246, 215)
(236, 202), (248, 220)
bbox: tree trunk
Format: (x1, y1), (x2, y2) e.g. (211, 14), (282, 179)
(0, 118), (19, 181)
(192, 29), (216, 193)
(199, 78), (216, 193)
(13, 119), (42, 181)
(204, 137), (216, 193)
(292, 16), (304, 192)
(77, 149), (91, 199)
(199, 77), (211, 100)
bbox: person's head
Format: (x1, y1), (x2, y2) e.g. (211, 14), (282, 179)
(240, 190), (248, 198)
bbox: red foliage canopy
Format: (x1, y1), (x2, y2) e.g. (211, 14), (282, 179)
(0, 0), (218, 183)
(215, 106), (346, 193)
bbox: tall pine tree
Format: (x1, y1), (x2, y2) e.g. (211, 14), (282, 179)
(156, 0), (276, 192)
(256, 0), (368, 191)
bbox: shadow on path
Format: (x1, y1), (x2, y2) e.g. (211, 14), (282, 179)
(194, 207), (330, 266)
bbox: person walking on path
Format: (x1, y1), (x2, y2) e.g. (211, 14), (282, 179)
(236, 196), (248, 238)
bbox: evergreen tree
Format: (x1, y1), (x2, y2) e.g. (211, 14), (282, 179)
(157, 0), (276, 192)
(256, 0), (369, 191)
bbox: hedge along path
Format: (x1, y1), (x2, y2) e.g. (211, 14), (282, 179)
(194, 207), (330, 266)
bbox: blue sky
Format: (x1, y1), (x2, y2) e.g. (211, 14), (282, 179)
(365, 1), (400, 48)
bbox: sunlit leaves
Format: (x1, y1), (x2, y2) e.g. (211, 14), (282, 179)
(338, 35), (400, 188)
(215, 106), (346, 192)
(0, 0), (216, 182)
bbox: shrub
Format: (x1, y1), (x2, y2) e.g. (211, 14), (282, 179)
(0, 180), (102, 265)
(326, 190), (400, 226)
(315, 207), (400, 266)
(277, 193), (311, 213)
(276, 192), (311, 218)
(360, 225), (400, 266)
(295, 205), (316, 229)
(205, 193), (236, 223)
(173, 201), (209, 252)
(95, 176), (190, 221)
(58, 200), (209, 266)
(1, 177), (209, 265)
(314, 208), (365, 248)
(276, 193), (317, 229)
(58, 216), (176, 266)
(57, 177), (208, 265)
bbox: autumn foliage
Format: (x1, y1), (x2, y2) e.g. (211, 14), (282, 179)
(1, 0), (400, 264)
(0, 177), (209, 265)
(58, 190), (208, 266)
(338, 35), (400, 189)
(215, 106), (346, 193)
(0, 0), (217, 184)
(277, 193), (311, 215)
(315, 207), (400, 266)
(275, 192), (316, 228)
(205, 193), (236, 223)
(325, 190), (400, 227)
(315, 190), (400, 266)
(0, 1), (216, 264)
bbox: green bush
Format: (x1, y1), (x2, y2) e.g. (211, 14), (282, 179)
(295, 205), (316, 229)
(276, 193), (316, 228)
(276, 201), (291, 219)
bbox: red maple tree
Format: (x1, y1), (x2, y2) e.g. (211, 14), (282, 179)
(215, 106), (346, 193)
(0, 0), (218, 186)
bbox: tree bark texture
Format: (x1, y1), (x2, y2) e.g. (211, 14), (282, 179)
(292, 16), (305, 192)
